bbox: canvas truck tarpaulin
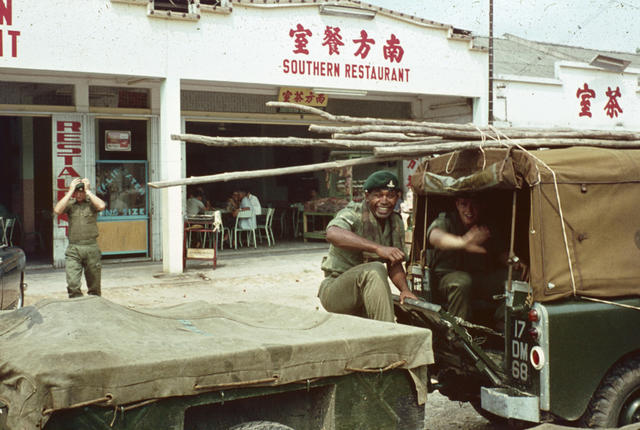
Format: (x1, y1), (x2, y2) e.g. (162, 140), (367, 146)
(0, 297), (433, 430)
(410, 146), (640, 302)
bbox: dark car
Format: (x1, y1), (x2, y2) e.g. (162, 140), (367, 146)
(0, 245), (26, 310)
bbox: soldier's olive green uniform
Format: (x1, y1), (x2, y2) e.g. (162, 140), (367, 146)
(319, 201), (405, 322)
(427, 211), (507, 321)
(63, 200), (102, 298)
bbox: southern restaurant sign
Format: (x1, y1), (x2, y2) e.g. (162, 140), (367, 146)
(0, 0), (20, 58)
(282, 23), (410, 83)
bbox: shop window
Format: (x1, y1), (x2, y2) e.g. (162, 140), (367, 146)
(152, 0), (190, 13)
(0, 81), (74, 106)
(89, 86), (150, 109)
(148, 0), (198, 19)
(111, 0), (230, 16)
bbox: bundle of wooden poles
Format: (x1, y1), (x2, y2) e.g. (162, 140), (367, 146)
(148, 101), (640, 189)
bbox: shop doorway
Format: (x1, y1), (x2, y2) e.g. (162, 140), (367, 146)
(0, 116), (53, 265)
(94, 118), (150, 258)
(184, 121), (330, 239)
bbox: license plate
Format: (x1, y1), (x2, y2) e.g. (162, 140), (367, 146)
(509, 319), (531, 384)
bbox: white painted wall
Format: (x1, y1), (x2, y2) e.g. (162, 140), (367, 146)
(1, 0), (487, 99)
(495, 63), (640, 130)
(2, 0), (490, 271)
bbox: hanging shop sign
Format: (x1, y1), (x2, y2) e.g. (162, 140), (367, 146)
(278, 87), (328, 107)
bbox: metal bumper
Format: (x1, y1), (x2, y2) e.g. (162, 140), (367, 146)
(481, 387), (540, 423)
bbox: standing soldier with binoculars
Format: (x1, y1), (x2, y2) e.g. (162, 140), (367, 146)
(54, 177), (107, 298)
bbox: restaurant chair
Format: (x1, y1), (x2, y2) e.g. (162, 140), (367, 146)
(256, 207), (275, 247)
(233, 210), (257, 249)
(213, 210), (232, 250)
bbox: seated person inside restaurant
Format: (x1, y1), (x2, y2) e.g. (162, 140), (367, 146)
(318, 170), (417, 323)
(427, 194), (526, 326)
(186, 188), (206, 217)
(236, 190), (262, 230)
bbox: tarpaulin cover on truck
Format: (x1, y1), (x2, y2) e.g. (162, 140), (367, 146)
(0, 297), (433, 430)
(411, 146), (640, 302)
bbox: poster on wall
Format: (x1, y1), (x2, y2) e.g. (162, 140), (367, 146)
(105, 130), (132, 152)
(96, 161), (147, 218)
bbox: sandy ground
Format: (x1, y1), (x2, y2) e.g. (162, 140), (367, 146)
(24, 245), (328, 310)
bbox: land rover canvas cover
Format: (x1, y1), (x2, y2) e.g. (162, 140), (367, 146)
(396, 146), (640, 428)
(0, 297), (433, 430)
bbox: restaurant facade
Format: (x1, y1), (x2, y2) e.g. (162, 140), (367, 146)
(1, 0), (489, 271)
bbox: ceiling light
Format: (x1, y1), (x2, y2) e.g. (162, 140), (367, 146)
(313, 88), (368, 97)
(319, 5), (376, 20)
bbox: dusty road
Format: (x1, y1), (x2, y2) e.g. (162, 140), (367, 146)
(24, 244), (531, 429)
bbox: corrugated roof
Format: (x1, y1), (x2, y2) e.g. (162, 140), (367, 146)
(475, 34), (640, 79)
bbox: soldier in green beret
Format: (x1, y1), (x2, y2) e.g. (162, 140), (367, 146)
(318, 170), (418, 322)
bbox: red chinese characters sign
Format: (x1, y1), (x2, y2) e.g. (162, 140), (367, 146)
(576, 83), (623, 119)
(0, 0), (21, 58)
(278, 87), (327, 107)
(283, 23), (410, 83)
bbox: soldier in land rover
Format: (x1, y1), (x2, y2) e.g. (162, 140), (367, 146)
(427, 195), (527, 325)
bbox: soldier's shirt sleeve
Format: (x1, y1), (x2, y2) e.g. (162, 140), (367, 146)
(327, 207), (357, 232)
(426, 212), (451, 242)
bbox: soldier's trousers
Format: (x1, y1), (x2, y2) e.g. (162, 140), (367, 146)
(436, 269), (508, 322)
(65, 243), (102, 298)
(318, 262), (395, 322)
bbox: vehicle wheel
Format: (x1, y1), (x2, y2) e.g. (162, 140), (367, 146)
(471, 400), (507, 424)
(227, 421), (294, 430)
(7, 273), (24, 310)
(581, 355), (640, 428)
(470, 401), (532, 429)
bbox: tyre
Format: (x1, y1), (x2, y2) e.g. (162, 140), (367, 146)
(581, 355), (640, 428)
(471, 400), (508, 424)
(470, 401), (532, 429)
(227, 421), (294, 430)
(6, 273), (24, 310)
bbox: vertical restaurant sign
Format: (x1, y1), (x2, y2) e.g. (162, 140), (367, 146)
(0, 0), (21, 58)
(282, 24), (410, 83)
(54, 118), (83, 236)
(278, 87), (328, 107)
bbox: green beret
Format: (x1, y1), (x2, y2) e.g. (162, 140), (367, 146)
(363, 170), (400, 192)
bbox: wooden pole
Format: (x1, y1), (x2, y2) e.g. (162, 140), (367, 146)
(171, 133), (424, 149)
(374, 138), (640, 157)
(331, 132), (444, 142)
(310, 124), (640, 141)
(148, 155), (402, 189)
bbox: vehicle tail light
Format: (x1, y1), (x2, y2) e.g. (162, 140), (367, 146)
(528, 309), (539, 322)
(528, 328), (539, 340)
(530, 346), (545, 370)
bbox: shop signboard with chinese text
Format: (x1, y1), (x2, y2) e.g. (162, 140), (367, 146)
(283, 23), (411, 85)
(278, 87), (328, 107)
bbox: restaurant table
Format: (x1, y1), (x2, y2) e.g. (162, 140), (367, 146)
(302, 211), (335, 242)
(183, 216), (218, 268)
